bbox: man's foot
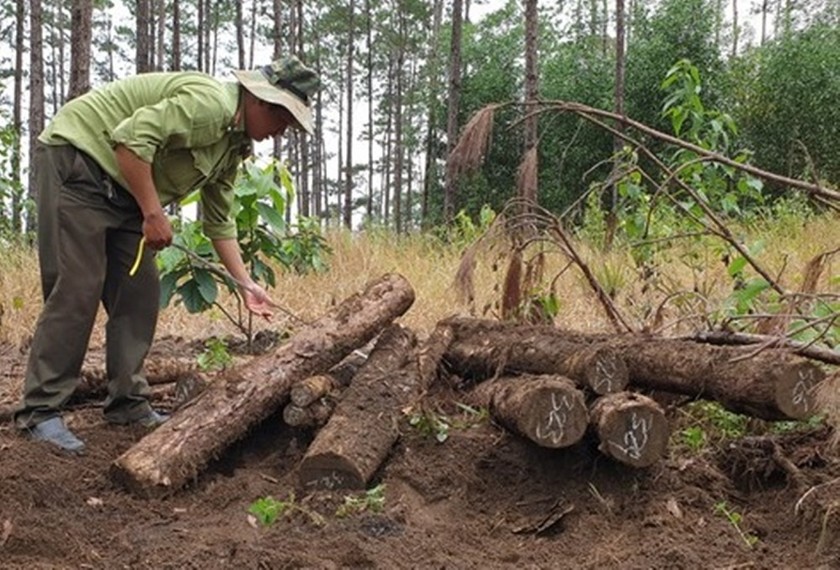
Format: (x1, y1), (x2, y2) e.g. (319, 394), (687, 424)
(28, 417), (86, 454)
(136, 410), (169, 428)
(108, 409), (169, 428)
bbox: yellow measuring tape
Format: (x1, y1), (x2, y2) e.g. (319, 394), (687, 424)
(129, 236), (146, 276)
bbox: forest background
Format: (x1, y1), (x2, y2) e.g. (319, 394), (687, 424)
(0, 0), (838, 238)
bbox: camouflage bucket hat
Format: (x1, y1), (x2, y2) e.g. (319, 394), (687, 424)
(233, 55), (320, 134)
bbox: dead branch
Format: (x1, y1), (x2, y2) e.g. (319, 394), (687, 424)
(692, 331), (840, 366)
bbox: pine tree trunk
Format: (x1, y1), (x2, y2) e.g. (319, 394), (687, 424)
(136, 0), (151, 73)
(343, 0), (355, 229)
(12, 0), (24, 232)
(443, 0), (463, 223)
(440, 318), (825, 421)
(27, 0), (45, 234)
(68, 0), (92, 100)
(442, 317), (629, 394)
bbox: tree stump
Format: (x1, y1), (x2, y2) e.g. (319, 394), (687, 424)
(110, 273), (415, 498)
(469, 374), (589, 448)
(298, 324), (419, 490)
(590, 392), (669, 468)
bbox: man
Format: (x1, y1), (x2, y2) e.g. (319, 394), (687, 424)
(14, 56), (320, 453)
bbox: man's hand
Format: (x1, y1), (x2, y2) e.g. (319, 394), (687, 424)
(241, 282), (274, 321)
(212, 237), (274, 320)
(115, 144), (171, 249)
(142, 209), (173, 250)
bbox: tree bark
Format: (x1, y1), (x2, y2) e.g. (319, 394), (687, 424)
(111, 273), (415, 497)
(289, 350), (366, 407)
(469, 374), (589, 449)
(522, 0), (539, 205)
(442, 317), (629, 394)
(342, 0), (355, 229)
(417, 321), (455, 391)
(589, 392), (669, 468)
(394, 9), (408, 233)
(282, 399), (333, 428)
(11, 0), (24, 232)
(298, 324), (418, 490)
(135, 0), (152, 73)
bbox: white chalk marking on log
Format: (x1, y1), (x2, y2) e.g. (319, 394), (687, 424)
(791, 377), (812, 412)
(609, 412), (651, 460)
(535, 393), (571, 445)
(305, 471), (347, 490)
(593, 358), (618, 392)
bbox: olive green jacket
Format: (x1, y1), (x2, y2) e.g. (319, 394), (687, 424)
(40, 72), (250, 240)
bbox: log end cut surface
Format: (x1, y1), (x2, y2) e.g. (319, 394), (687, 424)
(774, 361), (825, 420)
(299, 453), (365, 490)
(580, 348), (630, 395)
(592, 392), (669, 469)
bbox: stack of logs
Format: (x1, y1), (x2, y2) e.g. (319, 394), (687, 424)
(109, 273), (829, 498)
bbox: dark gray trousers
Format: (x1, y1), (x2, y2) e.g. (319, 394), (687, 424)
(14, 143), (160, 428)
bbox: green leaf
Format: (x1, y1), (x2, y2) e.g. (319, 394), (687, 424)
(179, 280), (211, 313)
(159, 272), (181, 308)
(278, 164), (295, 200)
(193, 268), (219, 305)
(728, 256), (747, 277)
(256, 202), (286, 233)
(732, 278), (771, 313)
(179, 189), (201, 207)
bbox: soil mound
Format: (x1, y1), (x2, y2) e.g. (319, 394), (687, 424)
(1, 339), (838, 569)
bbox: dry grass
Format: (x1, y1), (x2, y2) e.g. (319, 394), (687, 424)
(1, 213), (837, 349)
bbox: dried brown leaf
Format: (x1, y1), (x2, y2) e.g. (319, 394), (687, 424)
(501, 250), (523, 320)
(448, 105), (499, 178)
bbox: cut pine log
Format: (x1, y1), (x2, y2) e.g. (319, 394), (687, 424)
(614, 338), (825, 421)
(469, 374), (589, 448)
(288, 350), (366, 408)
(442, 317), (629, 395)
(298, 324), (419, 490)
(70, 357), (199, 400)
(589, 392), (669, 468)
(110, 273), (415, 498)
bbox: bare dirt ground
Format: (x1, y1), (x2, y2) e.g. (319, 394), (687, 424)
(1, 334), (839, 570)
